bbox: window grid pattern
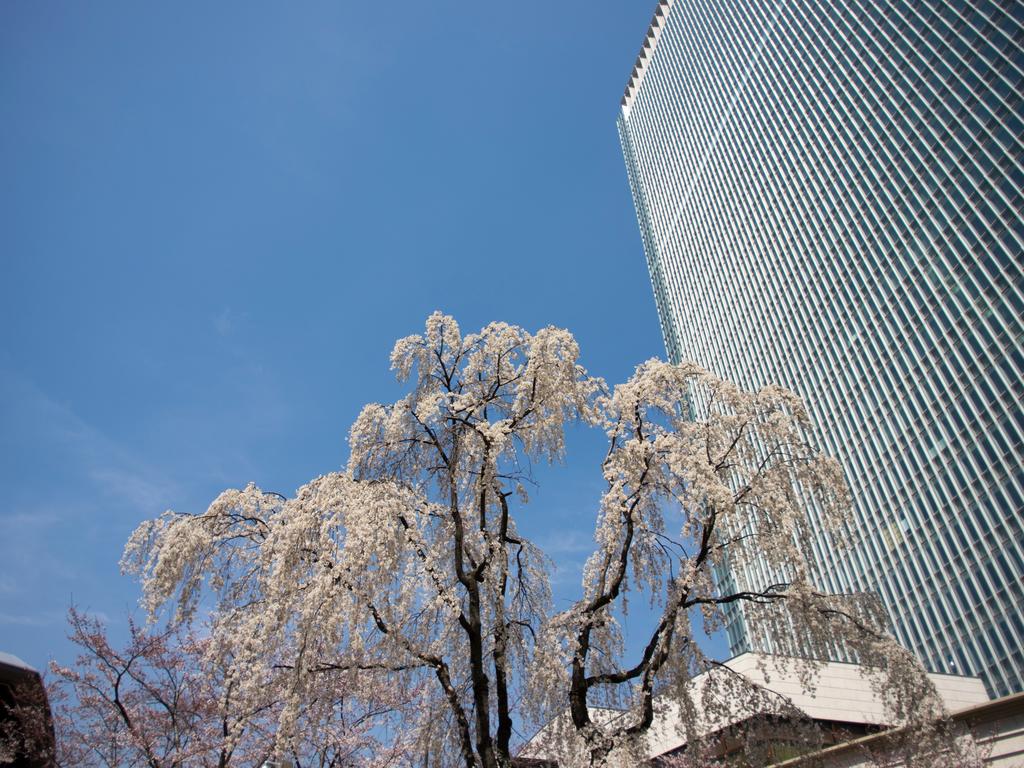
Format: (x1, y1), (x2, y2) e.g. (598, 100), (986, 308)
(618, 0), (1024, 698)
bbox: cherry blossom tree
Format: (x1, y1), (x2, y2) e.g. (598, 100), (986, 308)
(121, 313), (968, 768)
(41, 607), (408, 767)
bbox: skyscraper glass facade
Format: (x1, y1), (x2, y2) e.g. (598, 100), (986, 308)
(618, 0), (1024, 697)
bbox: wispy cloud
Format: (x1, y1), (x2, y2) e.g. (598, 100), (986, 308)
(0, 611), (64, 627)
(89, 467), (175, 511)
(0, 371), (182, 650)
(534, 528), (596, 556)
(214, 306), (235, 337)
(550, 559), (585, 593)
(0, 371), (179, 515)
(0, 511), (61, 528)
(530, 526), (593, 595)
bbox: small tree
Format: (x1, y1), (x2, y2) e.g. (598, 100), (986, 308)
(122, 313), (966, 767)
(43, 607), (408, 767)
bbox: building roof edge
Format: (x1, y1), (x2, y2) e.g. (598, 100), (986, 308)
(766, 691), (1024, 767)
(621, 0), (675, 117)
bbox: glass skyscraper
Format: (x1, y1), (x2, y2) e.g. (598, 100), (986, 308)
(618, 0), (1024, 697)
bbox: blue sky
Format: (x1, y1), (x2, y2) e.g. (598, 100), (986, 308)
(0, 1), (728, 674)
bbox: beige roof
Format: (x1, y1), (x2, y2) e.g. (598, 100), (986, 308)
(521, 652), (989, 762)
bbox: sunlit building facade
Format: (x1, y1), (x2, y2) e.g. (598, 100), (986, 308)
(618, 0), (1024, 696)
